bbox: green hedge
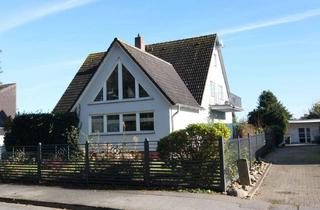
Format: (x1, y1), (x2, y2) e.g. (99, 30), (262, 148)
(4, 112), (79, 147)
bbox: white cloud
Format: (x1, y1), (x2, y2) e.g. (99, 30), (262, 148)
(219, 8), (320, 36)
(0, 0), (96, 33)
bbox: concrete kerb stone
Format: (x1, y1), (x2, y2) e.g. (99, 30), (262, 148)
(0, 197), (118, 210)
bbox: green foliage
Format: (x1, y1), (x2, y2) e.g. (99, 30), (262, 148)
(157, 123), (231, 162)
(304, 102), (320, 119)
(248, 90), (291, 147)
(4, 112), (79, 147)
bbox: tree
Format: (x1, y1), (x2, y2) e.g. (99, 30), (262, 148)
(248, 90), (291, 147)
(304, 102), (320, 119)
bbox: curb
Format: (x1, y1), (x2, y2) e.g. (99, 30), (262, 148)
(247, 163), (272, 199)
(0, 197), (119, 210)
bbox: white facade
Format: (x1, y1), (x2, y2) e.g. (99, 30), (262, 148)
(72, 40), (237, 143)
(286, 119), (320, 144)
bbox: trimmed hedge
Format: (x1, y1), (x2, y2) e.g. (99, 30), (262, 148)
(4, 112), (79, 147)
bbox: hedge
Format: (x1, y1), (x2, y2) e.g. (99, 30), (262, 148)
(4, 112), (79, 147)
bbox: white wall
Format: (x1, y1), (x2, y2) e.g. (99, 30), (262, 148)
(0, 135), (3, 146)
(75, 43), (171, 143)
(287, 122), (320, 143)
(199, 46), (233, 124)
(170, 45), (233, 132)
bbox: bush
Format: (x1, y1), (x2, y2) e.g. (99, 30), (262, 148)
(4, 112), (79, 148)
(157, 123), (231, 163)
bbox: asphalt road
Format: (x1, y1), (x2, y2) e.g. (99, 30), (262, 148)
(0, 202), (61, 210)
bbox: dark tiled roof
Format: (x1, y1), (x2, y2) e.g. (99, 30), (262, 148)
(145, 34), (216, 104)
(118, 40), (199, 107)
(0, 83), (15, 91)
(54, 34), (216, 112)
(53, 52), (107, 113)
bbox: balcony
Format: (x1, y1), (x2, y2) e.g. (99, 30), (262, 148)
(209, 92), (243, 112)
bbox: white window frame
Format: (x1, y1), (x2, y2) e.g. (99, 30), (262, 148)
(91, 60), (152, 104)
(88, 111), (155, 135)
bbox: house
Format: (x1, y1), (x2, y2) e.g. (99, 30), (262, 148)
(285, 119), (320, 144)
(54, 34), (242, 143)
(0, 83), (16, 145)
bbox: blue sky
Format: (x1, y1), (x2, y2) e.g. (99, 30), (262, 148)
(0, 0), (319, 119)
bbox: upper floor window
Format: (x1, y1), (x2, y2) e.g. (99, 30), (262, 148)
(122, 65), (135, 99)
(94, 88), (103, 102)
(106, 65), (119, 100)
(93, 62), (151, 103)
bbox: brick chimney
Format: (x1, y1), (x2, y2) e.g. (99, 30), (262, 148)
(135, 34), (145, 51)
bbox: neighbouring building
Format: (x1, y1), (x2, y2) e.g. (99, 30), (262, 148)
(54, 34), (242, 143)
(0, 83), (16, 145)
(286, 119), (320, 144)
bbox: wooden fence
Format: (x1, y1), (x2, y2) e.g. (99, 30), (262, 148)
(0, 138), (225, 191)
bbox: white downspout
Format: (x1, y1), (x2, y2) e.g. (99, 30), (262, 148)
(171, 104), (181, 132)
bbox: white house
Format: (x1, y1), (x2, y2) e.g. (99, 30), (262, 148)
(54, 34), (242, 143)
(286, 119), (320, 144)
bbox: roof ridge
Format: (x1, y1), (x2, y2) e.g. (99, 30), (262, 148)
(116, 39), (174, 66)
(146, 33), (217, 47)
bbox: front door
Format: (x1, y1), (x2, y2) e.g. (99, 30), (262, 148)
(298, 128), (311, 143)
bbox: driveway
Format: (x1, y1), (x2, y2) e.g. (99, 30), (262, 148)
(254, 144), (320, 209)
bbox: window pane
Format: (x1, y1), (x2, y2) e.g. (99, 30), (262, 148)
(140, 112), (154, 131)
(210, 82), (215, 97)
(122, 65), (135, 99)
(139, 84), (149, 98)
(107, 66), (118, 100)
(123, 114), (136, 131)
(107, 115), (119, 132)
(94, 88), (103, 102)
(91, 116), (104, 133)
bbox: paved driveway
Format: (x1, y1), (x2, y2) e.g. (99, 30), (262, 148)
(254, 145), (320, 209)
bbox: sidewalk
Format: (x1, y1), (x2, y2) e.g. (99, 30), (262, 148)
(0, 184), (315, 210)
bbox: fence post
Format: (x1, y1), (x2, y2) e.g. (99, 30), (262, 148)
(237, 136), (241, 160)
(247, 134), (252, 169)
(85, 141), (90, 185)
(219, 136), (226, 192)
(144, 138), (150, 186)
(37, 142), (42, 183)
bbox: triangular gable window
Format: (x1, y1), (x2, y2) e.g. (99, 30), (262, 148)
(139, 84), (149, 98)
(94, 88), (103, 102)
(122, 65), (135, 99)
(107, 65), (119, 100)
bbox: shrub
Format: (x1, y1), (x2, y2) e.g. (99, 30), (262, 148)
(157, 123), (231, 163)
(4, 112), (79, 148)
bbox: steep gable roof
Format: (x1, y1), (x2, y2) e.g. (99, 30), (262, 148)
(54, 34), (217, 113)
(145, 34), (217, 104)
(53, 52), (107, 113)
(118, 40), (199, 107)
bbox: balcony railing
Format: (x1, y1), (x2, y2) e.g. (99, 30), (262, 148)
(229, 93), (242, 108)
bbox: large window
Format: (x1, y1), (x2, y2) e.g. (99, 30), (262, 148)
(90, 112), (154, 134)
(107, 65), (119, 100)
(140, 112), (154, 131)
(122, 65), (135, 99)
(123, 113), (136, 131)
(107, 115), (119, 132)
(91, 116), (104, 133)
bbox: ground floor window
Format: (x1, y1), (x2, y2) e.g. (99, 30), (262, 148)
(90, 112), (154, 134)
(107, 115), (119, 132)
(91, 115), (104, 133)
(140, 112), (154, 131)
